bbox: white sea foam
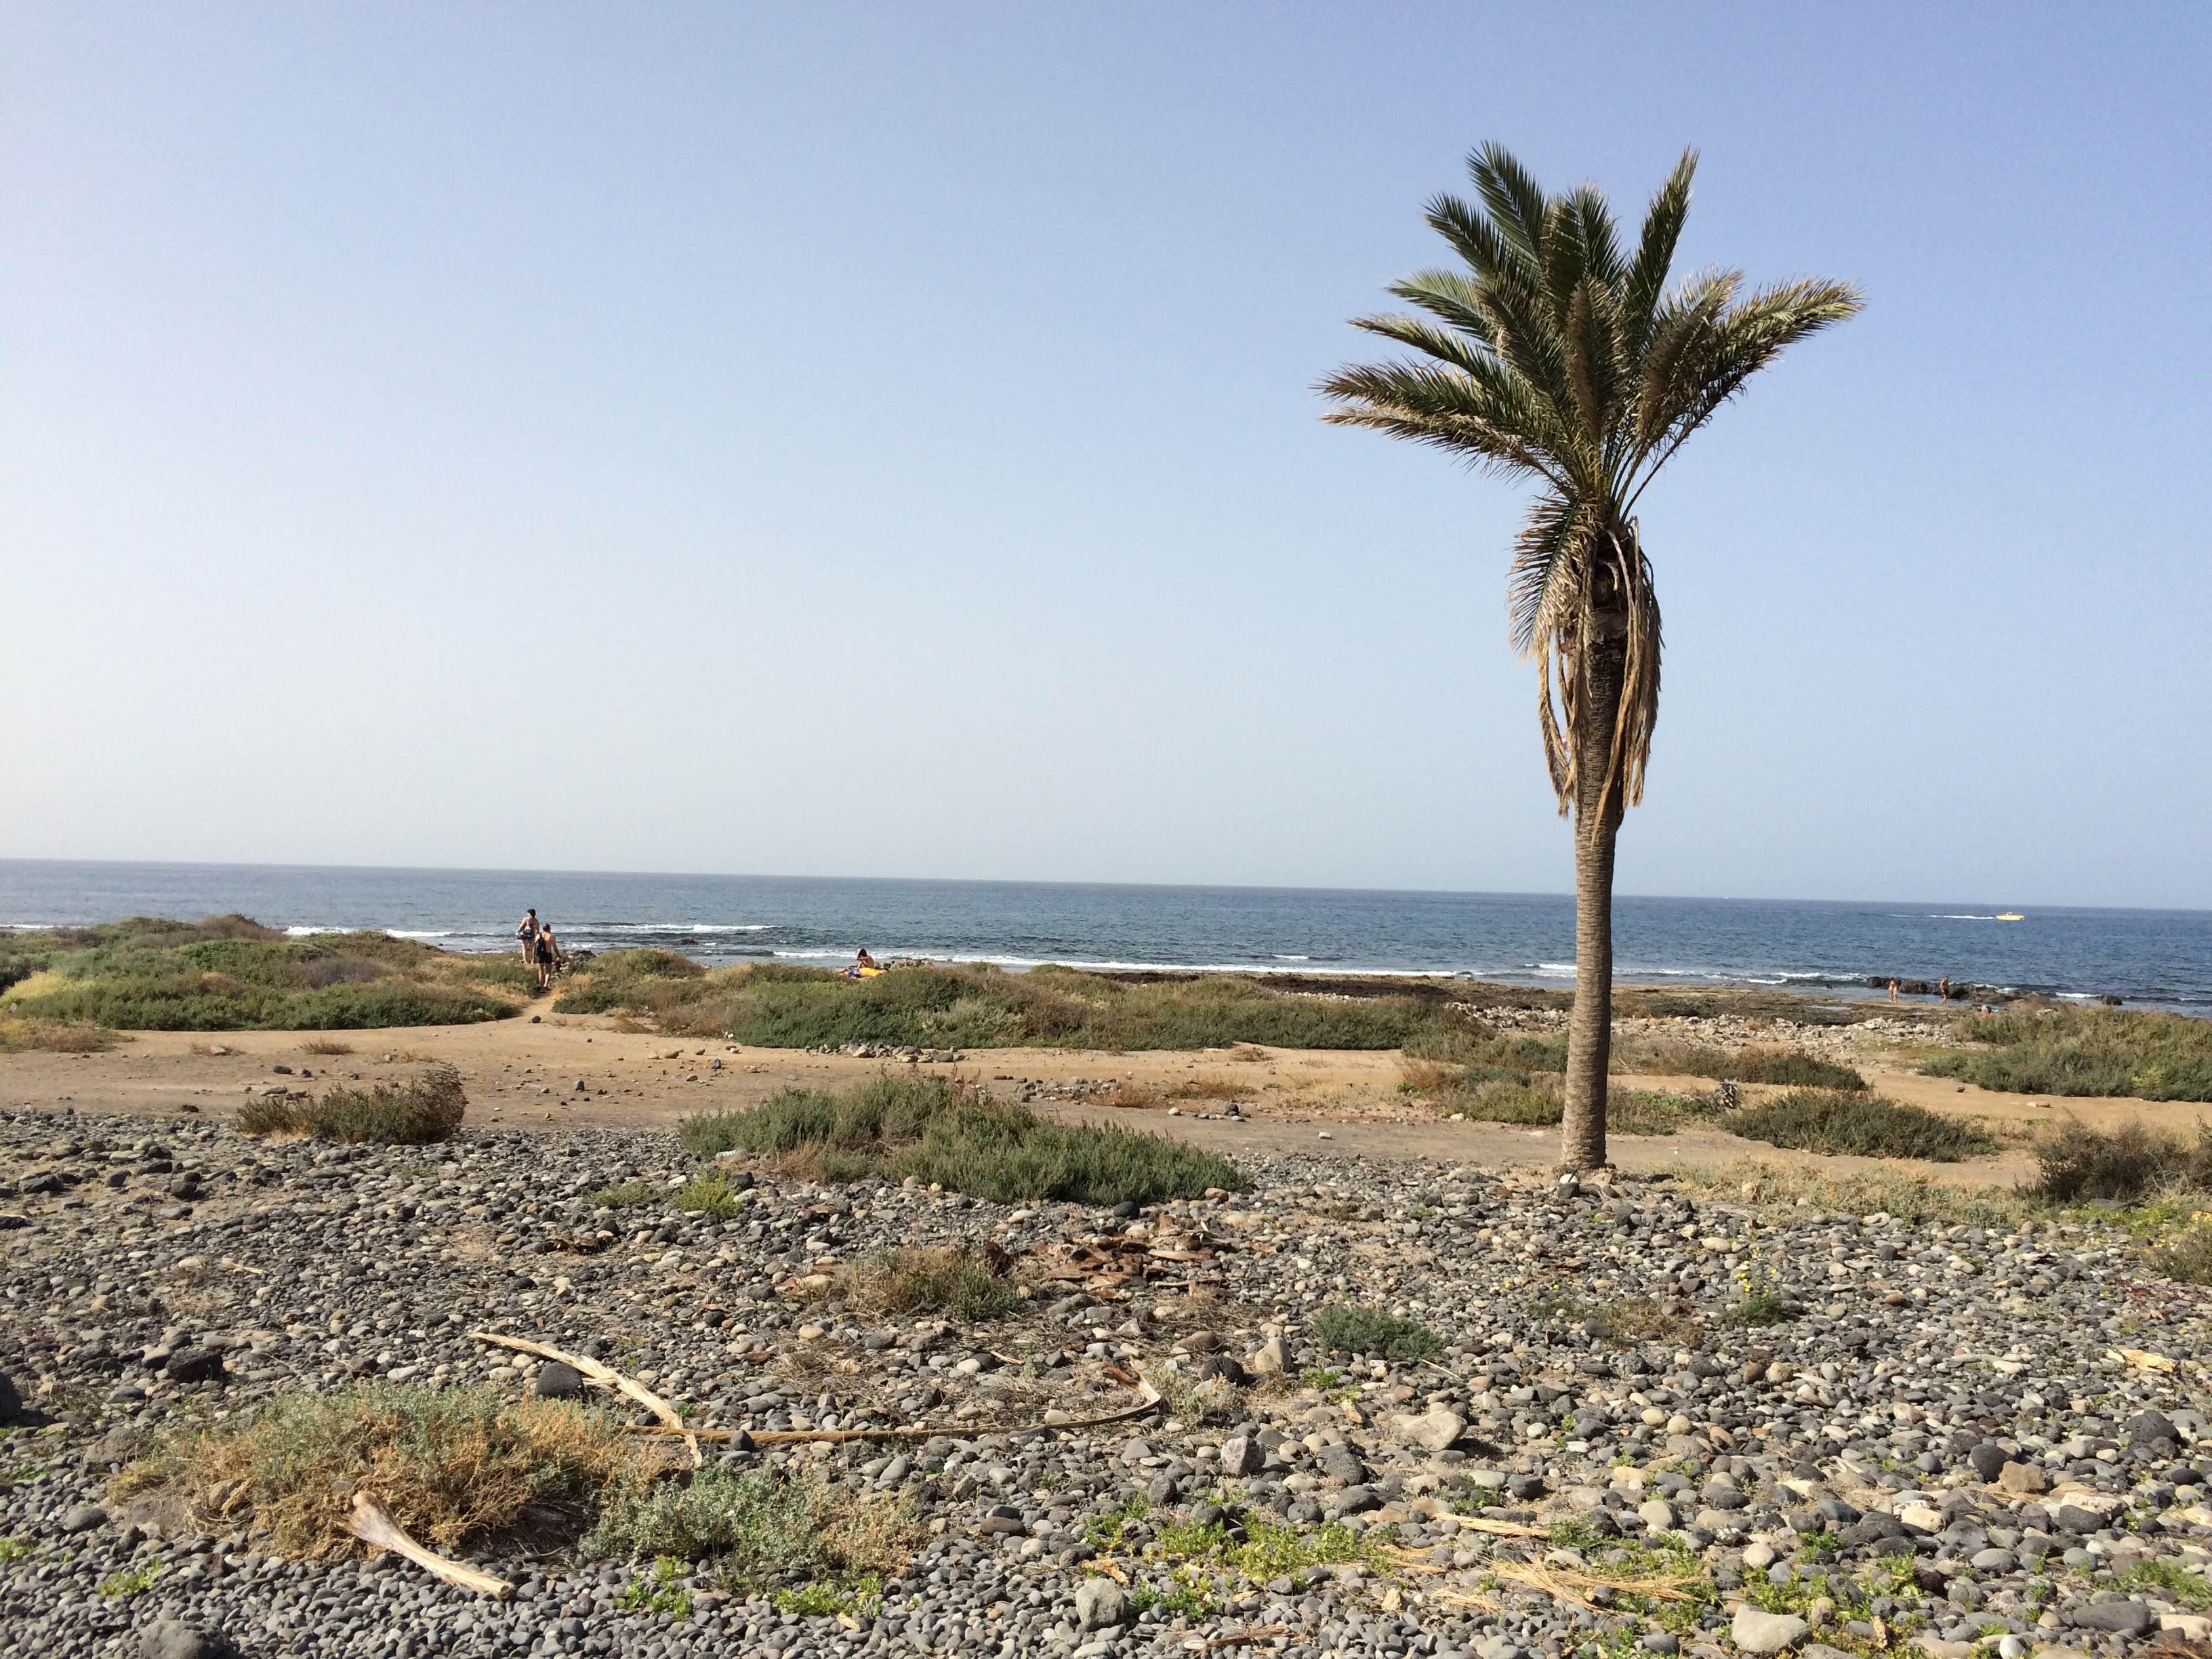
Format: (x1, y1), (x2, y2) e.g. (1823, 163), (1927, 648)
(386, 930), (454, 939)
(283, 925), (361, 936)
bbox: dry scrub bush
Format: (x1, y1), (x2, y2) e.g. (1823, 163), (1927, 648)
(114, 1385), (647, 1557)
(237, 1066), (466, 1144)
(0, 1017), (115, 1052)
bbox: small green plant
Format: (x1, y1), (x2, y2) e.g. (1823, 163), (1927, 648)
(0, 1537), (30, 1563)
(592, 1180), (659, 1208)
(671, 1171), (744, 1218)
(618, 1555), (693, 1618)
(1310, 1303), (1443, 1361)
(1298, 1366), (1345, 1393)
(1086, 1492), (1151, 1549)
(774, 1573), (884, 1617)
(2119, 1557), (2212, 1611)
(1728, 1244), (1798, 1327)
(98, 1558), (163, 1598)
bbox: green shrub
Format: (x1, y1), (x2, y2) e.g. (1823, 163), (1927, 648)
(0, 917), (519, 1031)
(236, 1067), (466, 1144)
(1309, 1304), (1443, 1361)
(560, 960), (1452, 1052)
(1721, 1089), (1996, 1162)
(1924, 1007), (2212, 1102)
(0, 1017), (115, 1052)
(679, 1073), (1244, 1206)
(2033, 1118), (2212, 1202)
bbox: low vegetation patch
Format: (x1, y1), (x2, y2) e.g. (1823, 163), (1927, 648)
(1309, 1303), (1443, 1361)
(591, 1180), (659, 1208)
(2033, 1117), (2212, 1202)
(1925, 1006), (2212, 1102)
(1413, 1066), (1713, 1136)
(0, 1017), (116, 1052)
(1680, 1159), (2035, 1227)
(300, 1038), (356, 1056)
(836, 1244), (1017, 1322)
(236, 1067), (467, 1145)
(670, 1170), (745, 1218)
(1626, 1043), (1864, 1090)
(1721, 1088), (1996, 1162)
(2147, 1218), (2212, 1287)
(0, 916), (522, 1031)
(586, 1463), (916, 1598)
(678, 1073), (1244, 1206)
(560, 957), (1449, 1052)
(112, 1384), (642, 1557)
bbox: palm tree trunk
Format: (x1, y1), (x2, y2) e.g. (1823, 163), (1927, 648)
(1561, 640), (1627, 1171)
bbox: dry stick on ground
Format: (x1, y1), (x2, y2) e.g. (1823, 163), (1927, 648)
(624, 1363), (1165, 1447)
(346, 1492), (513, 1601)
(466, 1330), (701, 1467)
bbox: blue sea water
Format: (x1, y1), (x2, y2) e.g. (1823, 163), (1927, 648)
(3, 859), (2209, 1012)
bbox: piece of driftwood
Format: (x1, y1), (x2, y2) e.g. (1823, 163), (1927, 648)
(623, 1391), (1163, 1446)
(346, 1492), (512, 1600)
(468, 1330), (701, 1466)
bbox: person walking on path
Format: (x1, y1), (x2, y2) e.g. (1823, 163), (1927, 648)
(517, 909), (541, 968)
(1938, 975), (1951, 1004)
(533, 921), (562, 991)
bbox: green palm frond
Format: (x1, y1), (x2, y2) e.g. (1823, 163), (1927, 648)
(1320, 143), (1861, 816)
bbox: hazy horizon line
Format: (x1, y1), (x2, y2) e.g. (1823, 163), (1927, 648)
(2, 854), (2203, 919)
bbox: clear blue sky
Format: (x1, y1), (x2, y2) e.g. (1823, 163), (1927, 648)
(5, 4), (2208, 907)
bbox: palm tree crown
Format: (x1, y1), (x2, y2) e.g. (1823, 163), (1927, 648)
(1320, 144), (1862, 819)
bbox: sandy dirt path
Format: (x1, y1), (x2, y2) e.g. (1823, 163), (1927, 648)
(9, 1007), (2209, 1190)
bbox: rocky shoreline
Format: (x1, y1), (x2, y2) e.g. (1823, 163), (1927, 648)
(2, 1106), (2208, 1659)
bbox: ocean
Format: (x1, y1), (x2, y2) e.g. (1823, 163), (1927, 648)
(3, 859), (2208, 1013)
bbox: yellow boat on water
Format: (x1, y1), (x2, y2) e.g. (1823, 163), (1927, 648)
(1995, 912), (2025, 921)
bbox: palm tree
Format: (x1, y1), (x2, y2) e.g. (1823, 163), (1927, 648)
(1321, 145), (1860, 1170)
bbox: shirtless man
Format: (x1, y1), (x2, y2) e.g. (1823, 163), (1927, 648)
(533, 922), (560, 991)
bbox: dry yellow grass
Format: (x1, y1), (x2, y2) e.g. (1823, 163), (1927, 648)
(114, 1384), (655, 1557)
(0, 1016), (115, 1053)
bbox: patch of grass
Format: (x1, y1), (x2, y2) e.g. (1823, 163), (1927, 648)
(775, 1573), (884, 1618)
(670, 1171), (745, 1218)
(1925, 1006), (2212, 1102)
(112, 1383), (644, 1556)
(617, 1555), (693, 1618)
(1626, 1043), (1865, 1090)
(300, 1038), (356, 1056)
(0, 1017), (117, 1052)
(236, 1067), (466, 1144)
(592, 1180), (659, 1208)
(1402, 1025), (1570, 1071)
(586, 1463), (916, 1595)
(98, 1557), (162, 1598)
(679, 1073), (1244, 1206)
(0, 1537), (27, 1563)
(1730, 1288), (1796, 1327)
(2118, 1557), (2212, 1610)
(2032, 1118), (2212, 1201)
(0, 916), (520, 1031)
(1310, 1303), (1443, 1361)
(2148, 1219), (2212, 1287)
(1150, 1507), (1372, 1583)
(1721, 1089), (1997, 1162)
(1676, 1159), (2036, 1226)
(838, 1245), (1017, 1322)
(550, 949), (708, 1016)
(1169, 1074), (1251, 1101)
(1086, 1493), (1151, 1549)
